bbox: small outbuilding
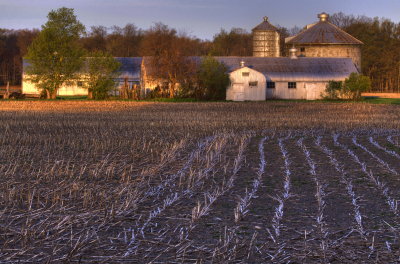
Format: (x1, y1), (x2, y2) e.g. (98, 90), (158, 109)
(226, 64), (266, 101)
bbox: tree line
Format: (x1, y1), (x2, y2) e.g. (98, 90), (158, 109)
(330, 13), (400, 92)
(23, 8), (231, 100)
(0, 24), (252, 87)
(0, 29), (39, 85)
(1, 11), (399, 92)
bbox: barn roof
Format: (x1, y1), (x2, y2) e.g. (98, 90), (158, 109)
(285, 21), (363, 45)
(142, 56), (358, 82)
(252, 17), (278, 31)
(114, 57), (142, 79)
(214, 57), (358, 82)
(23, 57), (142, 79)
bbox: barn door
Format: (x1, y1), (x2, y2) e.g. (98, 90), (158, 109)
(305, 83), (317, 100)
(233, 83), (244, 101)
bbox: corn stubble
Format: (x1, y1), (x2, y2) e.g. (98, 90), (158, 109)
(1, 101), (400, 263)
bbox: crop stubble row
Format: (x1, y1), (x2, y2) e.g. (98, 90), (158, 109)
(0, 101), (400, 263)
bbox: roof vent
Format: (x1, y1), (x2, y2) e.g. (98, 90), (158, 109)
(289, 47), (298, 59)
(240, 60), (245, 67)
(318, 12), (329, 22)
(263, 16), (269, 22)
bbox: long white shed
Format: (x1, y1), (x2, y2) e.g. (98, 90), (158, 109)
(22, 57), (142, 97)
(217, 57), (358, 101)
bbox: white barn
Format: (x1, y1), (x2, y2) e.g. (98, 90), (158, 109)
(218, 56), (358, 101)
(140, 55), (358, 101)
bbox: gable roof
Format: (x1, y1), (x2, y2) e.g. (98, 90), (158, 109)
(285, 21), (363, 45)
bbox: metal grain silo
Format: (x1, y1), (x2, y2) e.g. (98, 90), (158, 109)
(252, 17), (280, 57)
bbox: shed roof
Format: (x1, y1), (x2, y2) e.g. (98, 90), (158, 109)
(115, 57), (142, 79)
(23, 57), (142, 79)
(252, 17), (278, 32)
(285, 21), (363, 45)
(214, 57), (358, 82)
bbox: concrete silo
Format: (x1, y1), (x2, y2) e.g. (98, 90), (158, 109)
(252, 17), (280, 57)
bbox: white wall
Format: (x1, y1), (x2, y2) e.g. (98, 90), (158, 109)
(22, 76), (88, 96)
(227, 67), (266, 101)
(266, 81), (328, 100)
(57, 85), (88, 96)
(22, 77), (41, 95)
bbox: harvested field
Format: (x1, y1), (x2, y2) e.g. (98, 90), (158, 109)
(363, 93), (400, 99)
(1, 101), (400, 263)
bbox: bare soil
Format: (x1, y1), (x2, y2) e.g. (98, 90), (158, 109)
(0, 101), (400, 263)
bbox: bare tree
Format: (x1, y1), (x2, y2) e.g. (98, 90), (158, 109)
(106, 24), (143, 57)
(82, 26), (108, 52)
(211, 28), (252, 56)
(141, 23), (197, 98)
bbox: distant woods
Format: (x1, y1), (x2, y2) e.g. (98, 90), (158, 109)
(0, 29), (39, 85)
(329, 13), (400, 92)
(0, 12), (399, 92)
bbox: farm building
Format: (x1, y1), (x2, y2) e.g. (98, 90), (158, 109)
(21, 12), (362, 101)
(285, 13), (363, 71)
(226, 65), (266, 101)
(140, 55), (358, 101)
(22, 57), (142, 97)
(140, 13), (362, 101)
(219, 55), (358, 101)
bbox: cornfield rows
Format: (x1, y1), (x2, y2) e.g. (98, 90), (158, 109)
(1, 129), (400, 262)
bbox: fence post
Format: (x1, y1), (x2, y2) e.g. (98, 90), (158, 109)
(4, 81), (10, 99)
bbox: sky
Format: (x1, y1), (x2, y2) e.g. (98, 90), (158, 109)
(0, 0), (399, 40)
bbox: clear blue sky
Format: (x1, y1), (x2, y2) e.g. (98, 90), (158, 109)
(0, 0), (399, 40)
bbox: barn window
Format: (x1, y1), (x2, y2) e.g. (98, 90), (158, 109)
(300, 47), (306, 52)
(288, 82), (297, 89)
(77, 81), (84, 87)
(242, 72), (250, 77)
(249, 81), (258, 87)
(267, 82), (275, 89)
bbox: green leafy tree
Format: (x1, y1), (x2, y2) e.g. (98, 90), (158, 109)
(196, 56), (230, 100)
(322, 80), (343, 99)
(343, 73), (371, 100)
(26, 7), (85, 99)
(85, 51), (120, 99)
